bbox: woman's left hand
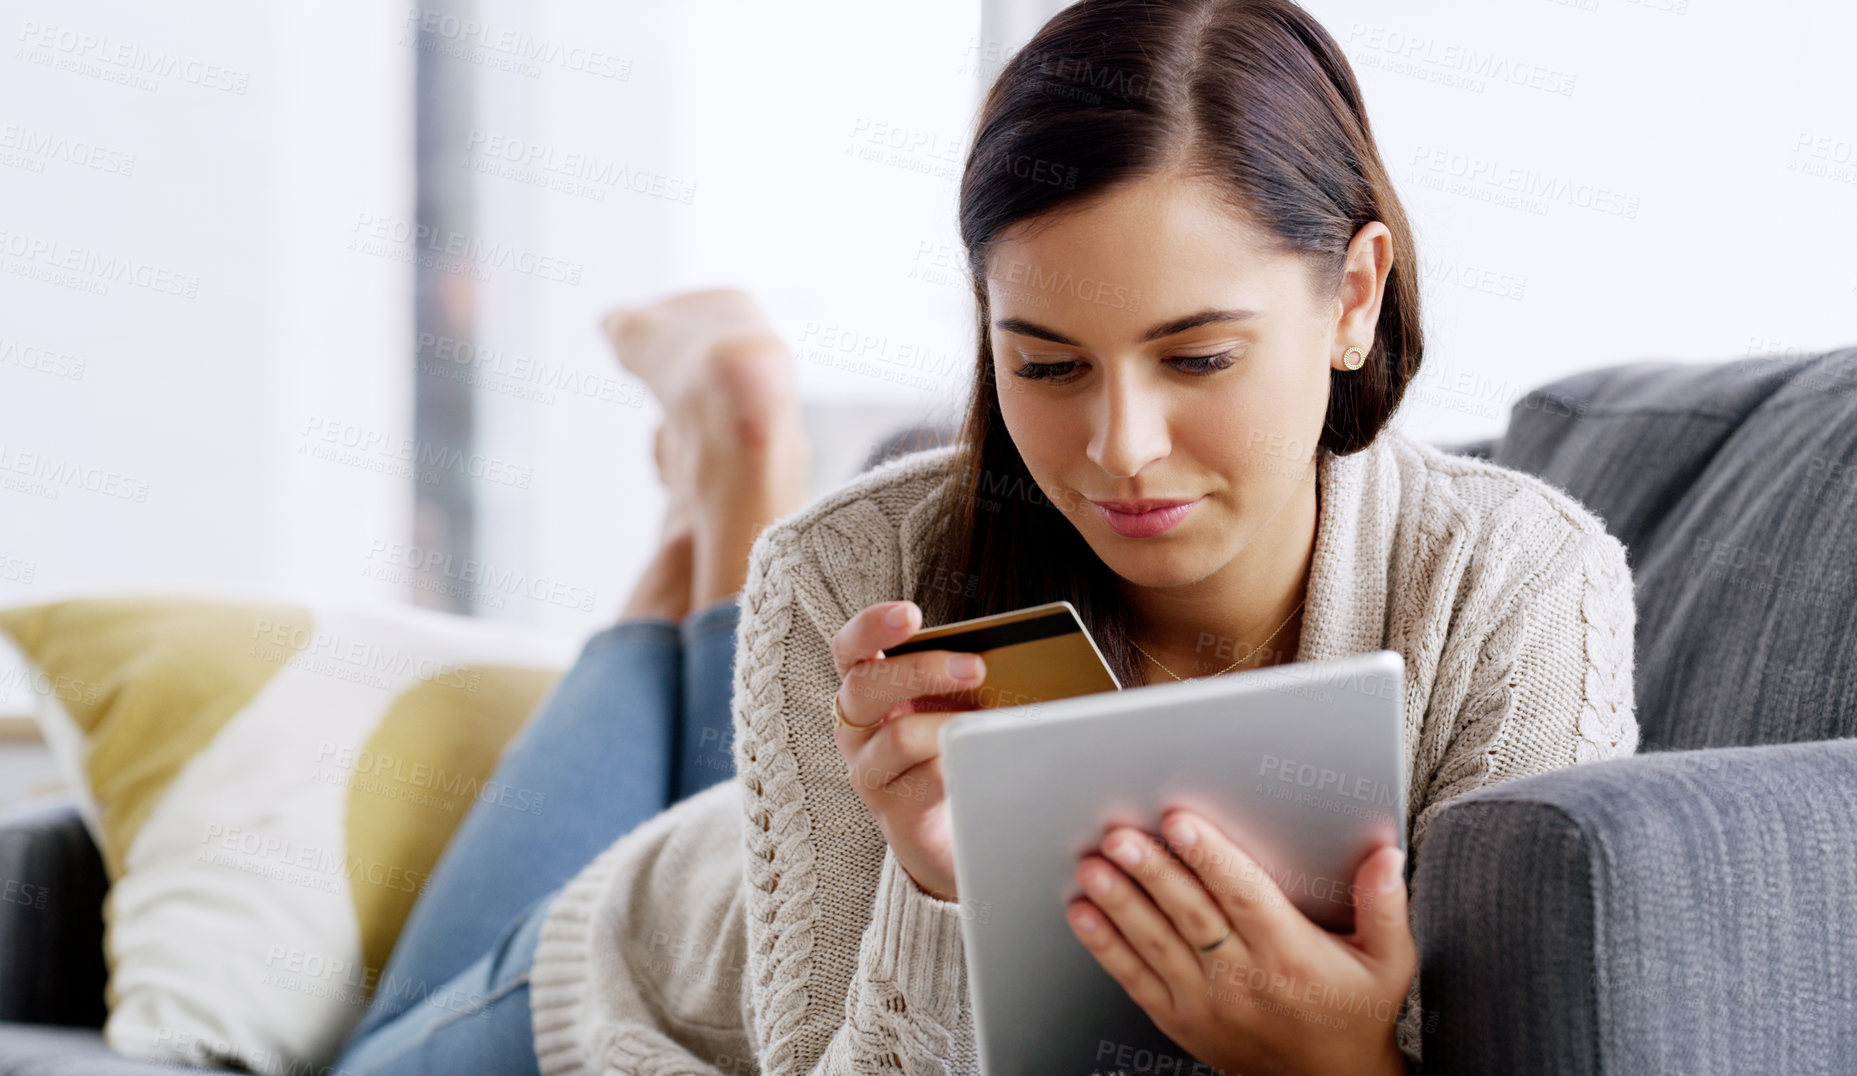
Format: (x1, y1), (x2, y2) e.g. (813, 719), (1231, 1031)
(1066, 808), (1414, 1076)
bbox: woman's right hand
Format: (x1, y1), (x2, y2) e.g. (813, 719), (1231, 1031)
(830, 599), (988, 903)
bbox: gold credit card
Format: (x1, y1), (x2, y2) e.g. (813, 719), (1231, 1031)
(882, 600), (1122, 710)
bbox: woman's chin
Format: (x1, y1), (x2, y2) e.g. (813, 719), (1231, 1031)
(1090, 543), (1209, 590)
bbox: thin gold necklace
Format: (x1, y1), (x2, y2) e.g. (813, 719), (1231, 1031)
(1129, 596), (1305, 681)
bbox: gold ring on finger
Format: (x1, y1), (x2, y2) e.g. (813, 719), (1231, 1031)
(834, 692), (881, 731)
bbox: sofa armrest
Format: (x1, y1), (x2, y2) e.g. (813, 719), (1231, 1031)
(0, 799), (109, 1027)
(1414, 739), (1857, 1076)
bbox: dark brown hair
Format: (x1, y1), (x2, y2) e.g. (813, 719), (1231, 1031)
(912, 0), (1422, 688)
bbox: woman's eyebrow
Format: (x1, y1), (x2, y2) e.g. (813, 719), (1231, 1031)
(993, 308), (1259, 347)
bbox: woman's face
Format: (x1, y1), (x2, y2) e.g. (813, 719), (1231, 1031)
(985, 171), (1382, 590)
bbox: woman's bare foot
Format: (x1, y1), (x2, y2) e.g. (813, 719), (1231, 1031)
(603, 289), (811, 610)
(603, 288), (781, 402)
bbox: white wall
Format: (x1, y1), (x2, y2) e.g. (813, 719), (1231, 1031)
(0, 0), (415, 618)
(1313, 0), (1857, 443)
(4, 0), (1853, 652)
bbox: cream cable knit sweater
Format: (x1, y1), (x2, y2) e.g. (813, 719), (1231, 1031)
(528, 426), (1639, 1075)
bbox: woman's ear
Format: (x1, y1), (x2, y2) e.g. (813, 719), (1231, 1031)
(1329, 221), (1394, 371)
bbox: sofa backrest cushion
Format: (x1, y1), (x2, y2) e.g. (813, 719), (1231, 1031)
(1490, 348), (1857, 750)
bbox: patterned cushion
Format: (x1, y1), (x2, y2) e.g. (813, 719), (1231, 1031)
(0, 598), (575, 1074)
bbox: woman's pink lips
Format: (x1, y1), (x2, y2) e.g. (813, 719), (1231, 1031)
(1089, 497), (1202, 538)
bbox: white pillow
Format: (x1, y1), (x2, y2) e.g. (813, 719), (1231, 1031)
(0, 595), (578, 1074)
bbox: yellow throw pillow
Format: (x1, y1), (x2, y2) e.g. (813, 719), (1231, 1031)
(0, 596), (575, 1074)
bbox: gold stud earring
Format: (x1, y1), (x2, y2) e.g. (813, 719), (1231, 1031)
(1342, 346), (1365, 370)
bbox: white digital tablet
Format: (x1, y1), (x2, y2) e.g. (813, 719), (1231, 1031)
(939, 649), (1407, 1076)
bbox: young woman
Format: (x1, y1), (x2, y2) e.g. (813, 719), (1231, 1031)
(336, 1), (1639, 1073)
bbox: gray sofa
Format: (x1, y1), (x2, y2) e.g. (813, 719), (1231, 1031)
(1413, 349), (1857, 1074)
(3, 347), (1854, 1074)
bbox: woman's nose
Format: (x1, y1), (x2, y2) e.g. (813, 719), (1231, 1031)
(1085, 371), (1171, 479)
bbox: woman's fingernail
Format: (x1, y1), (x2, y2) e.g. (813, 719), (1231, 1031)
(950, 653), (981, 679)
(1164, 816), (1196, 849)
(885, 603), (911, 628)
(1380, 850), (1407, 892)
(1071, 908), (1099, 934)
(1107, 837), (1142, 869)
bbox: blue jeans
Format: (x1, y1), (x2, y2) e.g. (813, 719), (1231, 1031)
(334, 596), (742, 1075)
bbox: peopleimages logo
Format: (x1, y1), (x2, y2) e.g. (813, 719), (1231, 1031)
(0, 661), (97, 704)
(298, 416), (535, 490)
(991, 256), (1144, 313)
(364, 538), (598, 613)
(401, 7), (631, 81)
(465, 129), (696, 205)
(0, 227), (200, 297)
(15, 20), (251, 94)
(1408, 146), (1640, 219)
(348, 213), (583, 286)
(1258, 753), (1399, 806)
(417, 332), (647, 408)
(0, 123), (136, 176)
(1346, 23), (1578, 97)
(314, 741), (547, 816)
(199, 823), (425, 894)
(793, 321), (963, 391)
(0, 442), (149, 502)
(0, 336), (86, 380)
(247, 616), (484, 691)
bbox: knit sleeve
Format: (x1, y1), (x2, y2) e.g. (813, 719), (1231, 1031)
(528, 780), (759, 1076)
(732, 518), (981, 1076)
(1394, 526), (1640, 1066)
(801, 847), (975, 1073)
(1412, 527), (1639, 852)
